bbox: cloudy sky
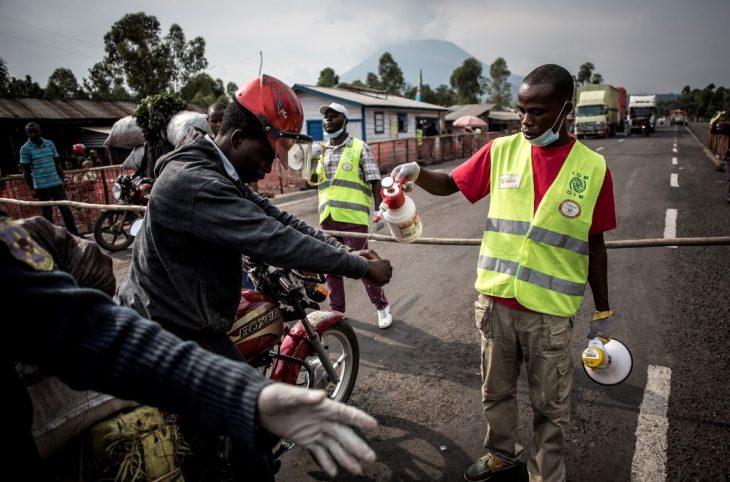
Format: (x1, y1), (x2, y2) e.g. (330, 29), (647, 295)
(1, 0), (727, 95)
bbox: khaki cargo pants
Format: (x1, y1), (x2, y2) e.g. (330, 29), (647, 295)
(475, 294), (573, 482)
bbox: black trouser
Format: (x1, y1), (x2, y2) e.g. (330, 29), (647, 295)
(36, 184), (78, 235)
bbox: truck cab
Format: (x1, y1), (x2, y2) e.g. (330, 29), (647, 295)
(574, 84), (626, 139)
(628, 95), (657, 133)
(670, 109), (687, 126)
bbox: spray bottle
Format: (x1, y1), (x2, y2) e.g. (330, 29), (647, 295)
(373, 176), (422, 243)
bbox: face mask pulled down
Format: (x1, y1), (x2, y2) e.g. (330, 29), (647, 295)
(524, 101), (568, 147)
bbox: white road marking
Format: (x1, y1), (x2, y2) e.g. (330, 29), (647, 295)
(631, 365), (671, 482)
(664, 208), (677, 249)
(596, 146), (604, 151)
(618, 139), (624, 143)
(672, 147), (678, 153)
(672, 157), (677, 165)
(670, 173), (679, 187)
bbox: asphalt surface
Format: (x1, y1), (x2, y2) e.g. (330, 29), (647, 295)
(109, 125), (729, 481)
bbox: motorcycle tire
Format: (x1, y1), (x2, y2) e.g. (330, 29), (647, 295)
(303, 320), (359, 404)
(93, 210), (139, 252)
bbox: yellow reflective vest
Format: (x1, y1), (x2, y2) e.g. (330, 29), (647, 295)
(316, 138), (373, 225)
(475, 134), (607, 317)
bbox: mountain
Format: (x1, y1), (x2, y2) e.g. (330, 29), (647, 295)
(340, 39), (524, 103)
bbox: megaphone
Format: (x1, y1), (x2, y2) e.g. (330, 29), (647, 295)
(581, 337), (633, 386)
(287, 142), (323, 181)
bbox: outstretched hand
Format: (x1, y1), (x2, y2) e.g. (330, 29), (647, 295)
(257, 383), (378, 477)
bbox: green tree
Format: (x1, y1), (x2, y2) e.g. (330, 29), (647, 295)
(102, 12), (174, 98)
(365, 72), (381, 90)
(434, 84), (457, 106)
(575, 62), (595, 85)
(8, 75), (44, 97)
(485, 57), (512, 108)
(0, 57), (9, 95)
(180, 72), (225, 107)
(165, 23), (208, 92)
(317, 67), (339, 87)
(450, 57), (485, 104)
(591, 73), (604, 84)
(44, 68), (82, 98)
(378, 52), (404, 95)
(82, 61), (130, 100)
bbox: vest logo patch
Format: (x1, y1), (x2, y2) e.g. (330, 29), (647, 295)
(568, 171), (589, 199)
(342, 161), (353, 172)
(499, 174), (521, 189)
(559, 199), (581, 219)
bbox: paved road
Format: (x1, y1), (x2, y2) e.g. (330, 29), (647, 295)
(110, 126), (729, 481)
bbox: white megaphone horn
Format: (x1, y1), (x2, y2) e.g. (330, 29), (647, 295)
(581, 337), (633, 386)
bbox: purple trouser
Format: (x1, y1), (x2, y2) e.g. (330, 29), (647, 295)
(320, 218), (388, 312)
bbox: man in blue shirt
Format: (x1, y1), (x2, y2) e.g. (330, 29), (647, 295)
(20, 122), (79, 235)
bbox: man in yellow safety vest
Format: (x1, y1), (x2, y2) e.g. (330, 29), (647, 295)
(392, 64), (617, 482)
(313, 102), (393, 328)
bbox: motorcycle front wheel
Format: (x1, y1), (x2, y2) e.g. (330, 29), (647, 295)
(93, 210), (138, 252)
(301, 320), (359, 403)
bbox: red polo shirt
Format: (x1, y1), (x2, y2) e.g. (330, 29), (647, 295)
(451, 137), (616, 311)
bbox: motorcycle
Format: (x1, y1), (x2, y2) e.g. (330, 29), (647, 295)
(231, 257), (358, 403)
(30, 246), (359, 480)
(641, 121), (651, 137)
(93, 175), (152, 252)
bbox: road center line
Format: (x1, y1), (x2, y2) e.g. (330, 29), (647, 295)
(631, 365), (671, 482)
(672, 157), (678, 165)
(670, 173), (679, 187)
(618, 139), (624, 143)
(664, 208), (677, 249)
(596, 146), (604, 151)
(672, 147), (678, 153)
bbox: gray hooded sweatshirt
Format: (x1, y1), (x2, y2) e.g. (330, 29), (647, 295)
(118, 133), (367, 344)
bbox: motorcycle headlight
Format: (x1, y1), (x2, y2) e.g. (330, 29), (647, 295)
(112, 183), (123, 200)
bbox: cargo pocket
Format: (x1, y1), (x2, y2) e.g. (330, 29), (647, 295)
(474, 294), (494, 338)
(543, 315), (572, 351)
(557, 355), (574, 406)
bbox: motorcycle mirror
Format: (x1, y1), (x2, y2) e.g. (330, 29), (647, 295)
(129, 218), (144, 237)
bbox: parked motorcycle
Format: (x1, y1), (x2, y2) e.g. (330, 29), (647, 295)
(93, 175), (152, 252)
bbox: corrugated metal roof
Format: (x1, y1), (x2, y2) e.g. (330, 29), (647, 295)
(445, 104), (495, 121)
(0, 97), (137, 120)
(293, 85), (447, 111)
(488, 111), (520, 121)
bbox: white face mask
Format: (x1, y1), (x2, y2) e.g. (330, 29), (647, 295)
(525, 101), (568, 147)
(323, 124), (346, 140)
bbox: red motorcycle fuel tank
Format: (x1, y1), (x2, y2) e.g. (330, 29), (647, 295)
(228, 289), (284, 360)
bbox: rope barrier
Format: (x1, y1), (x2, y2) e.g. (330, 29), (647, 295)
(322, 231), (730, 248)
(0, 198), (146, 212)
(2, 198), (728, 248)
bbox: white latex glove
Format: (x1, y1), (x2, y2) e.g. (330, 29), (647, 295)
(257, 383), (378, 477)
(372, 220), (386, 232)
(390, 162), (420, 190)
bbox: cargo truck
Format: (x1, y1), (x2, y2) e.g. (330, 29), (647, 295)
(574, 84), (627, 138)
(628, 95), (657, 133)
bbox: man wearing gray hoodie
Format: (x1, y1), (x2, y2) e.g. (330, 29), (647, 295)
(118, 75), (392, 359)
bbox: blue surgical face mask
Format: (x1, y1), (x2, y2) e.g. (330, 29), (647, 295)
(525, 101), (568, 147)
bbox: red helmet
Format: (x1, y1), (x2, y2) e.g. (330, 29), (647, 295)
(235, 74), (312, 169)
(72, 143), (86, 155)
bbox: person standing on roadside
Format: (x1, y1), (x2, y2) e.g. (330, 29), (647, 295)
(313, 102), (393, 329)
(392, 64), (617, 482)
(20, 122), (79, 235)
